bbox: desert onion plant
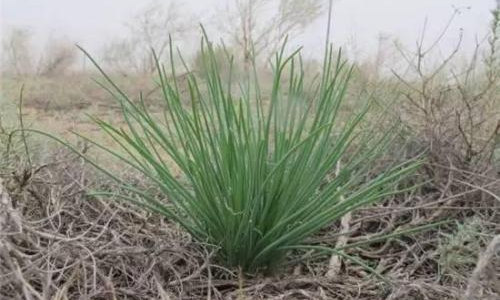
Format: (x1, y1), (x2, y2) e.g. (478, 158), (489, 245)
(55, 35), (421, 273)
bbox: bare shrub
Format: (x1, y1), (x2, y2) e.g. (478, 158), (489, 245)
(1, 28), (33, 76)
(330, 8), (500, 297)
(1, 29), (77, 77)
(37, 38), (77, 77)
(217, 0), (323, 66)
(102, 0), (192, 74)
(101, 39), (139, 75)
(390, 8), (499, 175)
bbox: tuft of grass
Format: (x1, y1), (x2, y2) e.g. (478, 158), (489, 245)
(437, 218), (491, 284)
(52, 34), (422, 273)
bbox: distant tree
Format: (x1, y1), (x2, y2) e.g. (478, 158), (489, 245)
(217, 0), (323, 67)
(38, 38), (77, 76)
(102, 38), (142, 74)
(1, 28), (33, 76)
(102, 0), (192, 74)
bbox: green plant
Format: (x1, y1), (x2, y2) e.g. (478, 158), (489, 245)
(46, 34), (422, 273)
(437, 218), (491, 284)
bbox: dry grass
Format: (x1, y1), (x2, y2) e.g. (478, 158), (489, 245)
(0, 135), (498, 299)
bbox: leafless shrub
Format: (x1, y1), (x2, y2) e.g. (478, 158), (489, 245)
(1, 28), (34, 76)
(389, 7), (499, 177)
(100, 39), (139, 75)
(37, 38), (77, 77)
(1, 29), (78, 77)
(102, 0), (192, 74)
(323, 8), (500, 298)
(217, 0), (323, 66)
(377, 8), (500, 297)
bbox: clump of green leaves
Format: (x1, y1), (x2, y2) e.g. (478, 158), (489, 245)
(438, 218), (490, 283)
(68, 35), (421, 273)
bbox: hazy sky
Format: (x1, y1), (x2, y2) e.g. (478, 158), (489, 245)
(1, 0), (497, 60)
